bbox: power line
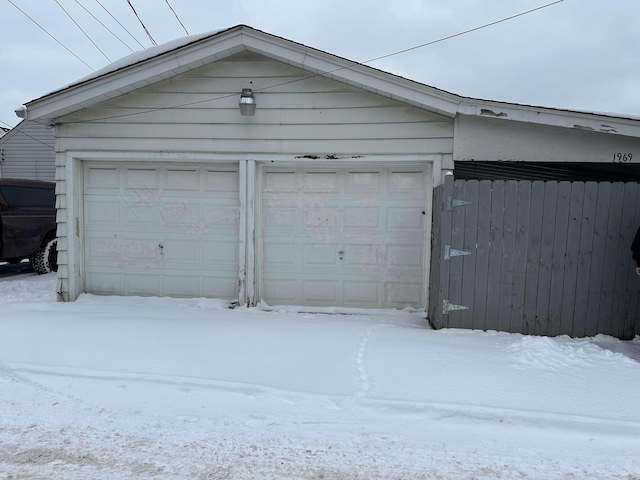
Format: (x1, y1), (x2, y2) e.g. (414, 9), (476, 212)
(165, 0), (188, 36)
(53, 0), (112, 62)
(5, 0), (95, 71)
(94, 0), (145, 49)
(126, 0), (157, 46)
(60, 0), (567, 124)
(73, 0), (135, 53)
(365, 0), (567, 64)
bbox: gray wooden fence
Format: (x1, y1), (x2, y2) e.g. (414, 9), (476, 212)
(429, 175), (640, 339)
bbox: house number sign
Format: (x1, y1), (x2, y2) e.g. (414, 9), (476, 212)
(612, 153), (633, 162)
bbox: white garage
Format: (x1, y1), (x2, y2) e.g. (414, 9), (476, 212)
(83, 163), (240, 298)
(258, 166), (431, 308)
(20, 25), (458, 308)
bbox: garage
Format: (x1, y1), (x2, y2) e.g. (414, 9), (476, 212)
(22, 26), (456, 305)
(83, 163), (240, 298)
(258, 165), (431, 308)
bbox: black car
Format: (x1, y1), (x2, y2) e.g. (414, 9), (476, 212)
(0, 178), (57, 274)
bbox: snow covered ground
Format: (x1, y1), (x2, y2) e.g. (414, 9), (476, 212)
(1, 270), (640, 479)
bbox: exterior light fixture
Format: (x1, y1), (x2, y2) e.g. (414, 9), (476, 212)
(239, 88), (256, 116)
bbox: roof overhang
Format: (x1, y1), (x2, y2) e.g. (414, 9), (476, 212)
(21, 25), (640, 138)
(22, 25), (462, 124)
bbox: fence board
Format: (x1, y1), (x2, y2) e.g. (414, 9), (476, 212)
(498, 181), (518, 332)
(510, 181), (531, 334)
(486, 181), (505, 331)
(448, 180), (467, 328)
(573, 182), (598, 337)
(461, 180), (479, 328)
(523, 182), (544, 335)
(584, 183), (611, 336)
(547, 182), (571, 336)
(535, 182), (558, 335)
(428, 180), (446, 328)
(559, 182), (584, 335)
(599, 184), (624, 336)
(473, 180), (492, 330)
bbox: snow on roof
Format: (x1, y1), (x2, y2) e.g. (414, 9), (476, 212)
(41, 28), (229, 100)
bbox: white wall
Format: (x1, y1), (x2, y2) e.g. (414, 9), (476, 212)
(0, 120), (55, 180)
(455, 115), (640, 162)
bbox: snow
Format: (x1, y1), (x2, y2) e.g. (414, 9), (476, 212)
(1, 272), (640, 479)
(33, 29), (223, 102)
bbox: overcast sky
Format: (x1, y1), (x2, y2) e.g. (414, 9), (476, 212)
(1, 0), (639, 128)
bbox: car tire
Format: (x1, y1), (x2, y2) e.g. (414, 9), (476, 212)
(32, 238), (58, 275)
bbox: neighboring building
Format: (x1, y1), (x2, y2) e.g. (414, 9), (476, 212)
(16, 25), (640, 337)
(0, 120), (55, 181)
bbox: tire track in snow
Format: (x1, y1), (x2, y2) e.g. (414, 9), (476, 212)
(354, 324), (391, 400)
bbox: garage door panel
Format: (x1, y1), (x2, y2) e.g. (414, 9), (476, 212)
(125, 168), (160, 190)
(344, 207), (379, 228)
(303, 208), (339, 227)
(264, 171), (296, 192)
(346, 171), (380, 191)
(301, 280), (338, 302)
(84, 163), (239, 299)
(201, 237), (238, 265)
(387, 282), (423, 305)
(165, 168), (199, 191)
(124, 202), (162, 227)
(263, 241), (298, 266)
(205, 170), (239, 193)
(125, 274), (161, 296)
(264, 207), (297, 227)
(303, 172), (339, 192)
(387, 207), (425, 230)
(85, 197), (121, 226)
(86, 272), (121, 295)
(264, 279), (299, 304)
(302, 244), (340, 266)
(86, 167), (120, 189)
(388, 171), (425, 192)
(386, 244), (424, 266)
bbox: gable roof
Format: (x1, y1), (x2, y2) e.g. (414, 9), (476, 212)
(20, 24), (640, 138)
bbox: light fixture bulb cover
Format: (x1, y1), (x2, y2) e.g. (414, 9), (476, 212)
(239, 88), (256, 116)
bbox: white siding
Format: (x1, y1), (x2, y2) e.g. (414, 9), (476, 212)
(0, 120), (55, 180)
(56, 52), (453, 156)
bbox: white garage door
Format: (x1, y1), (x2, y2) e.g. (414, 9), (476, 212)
(260, 166), (429, 308)
(83, 163), (239, 298)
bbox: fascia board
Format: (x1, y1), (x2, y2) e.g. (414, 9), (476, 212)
(459, 100), (640, 138)
(25, 31), (247, 123)
(241, 31), (461, 117)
